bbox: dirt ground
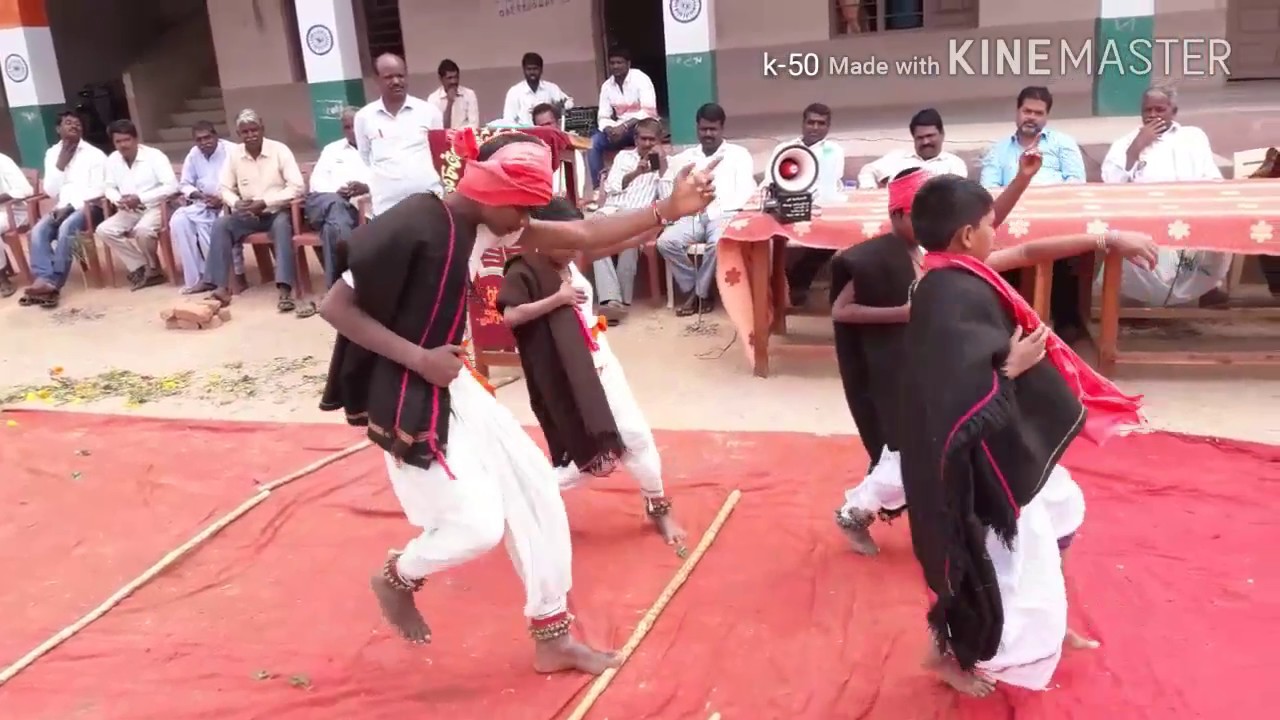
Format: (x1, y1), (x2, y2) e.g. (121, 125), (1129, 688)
(2, 279), (1278, 447)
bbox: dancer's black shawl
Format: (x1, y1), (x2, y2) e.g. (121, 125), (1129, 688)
(496, 255), (624, 473)
(829, 233), (916, 467)
(899, 268), (1086, 670)
(319, 194), (475, 470)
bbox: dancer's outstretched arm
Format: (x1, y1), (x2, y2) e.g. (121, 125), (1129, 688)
(521, 159), (721, 252)
(987, 231), (1157, 273)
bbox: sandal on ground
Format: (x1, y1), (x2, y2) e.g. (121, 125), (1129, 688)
(181, 282), (215, 295)
(0, 279), (14, 298)
(294, 300), (318, 319)
(32, 292), (59, 309)
(277, 296), (296, 313)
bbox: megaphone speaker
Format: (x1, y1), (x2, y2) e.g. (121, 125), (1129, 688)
(771, 144), (818, 194)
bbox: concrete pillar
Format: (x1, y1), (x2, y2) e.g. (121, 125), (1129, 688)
(1094, 0), (1154, 116)
(663, 0), (716, 145)
(293, 0), (366, 146)
(0, 0), (64, 168)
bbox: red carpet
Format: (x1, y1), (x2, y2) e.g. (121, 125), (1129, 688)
(0, 410), (1276, 720)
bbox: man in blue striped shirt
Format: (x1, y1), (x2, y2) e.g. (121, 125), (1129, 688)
(980, 87), (1090, 342)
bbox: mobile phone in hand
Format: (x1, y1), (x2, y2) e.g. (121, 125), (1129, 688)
(648, 152), (661, 171)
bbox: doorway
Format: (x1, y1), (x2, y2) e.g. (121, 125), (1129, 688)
(1226, 0), (1280, 80)
(597, 0), (669, 118)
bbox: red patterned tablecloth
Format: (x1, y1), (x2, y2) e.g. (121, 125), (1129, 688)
(716, 180), (1280, 370)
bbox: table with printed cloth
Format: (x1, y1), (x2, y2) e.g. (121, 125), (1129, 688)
(716, 180), (1280, 377)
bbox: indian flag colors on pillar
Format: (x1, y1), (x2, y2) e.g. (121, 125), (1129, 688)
(294, 0), (365, 147)
(1093, 0), (1154, 116)
(663, 0), (717, 145)
(0, 0), (64, 168)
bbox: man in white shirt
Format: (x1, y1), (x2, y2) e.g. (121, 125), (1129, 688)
(767, 103), (846, 306)
(593, 117), (666, 322)
(657, 103), (756, 316)
(94, 119), (179, 291)
(857, 108), (967, 189)
(0, 149), (35, 298)
(1101, 85), (1230, 307)
(171, 121), (235, 292)
(23, 111), (106, 308)
(502, 52), (573, 126)
(305, 106), (369, 290)
(427, 59), (480, 129)
(355, 53), (444, 216)
(588, 48), (657, 191)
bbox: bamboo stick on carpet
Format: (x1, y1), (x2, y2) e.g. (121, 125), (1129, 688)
(564, 489), (743, 720)
(0, 439), (372, 687)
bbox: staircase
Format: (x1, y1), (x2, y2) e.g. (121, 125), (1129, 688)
(149, 84), (227, 160)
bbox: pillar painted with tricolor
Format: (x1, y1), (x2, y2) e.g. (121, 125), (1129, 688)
(0, 0), (64, 168)
(663, 0), (717, 145)
(1093, 0), (1154, 116)
(293, 0), (365, 146)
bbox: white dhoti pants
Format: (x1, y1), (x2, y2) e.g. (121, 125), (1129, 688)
(554, 348), (665, 498)
(839, 448), (907, 517)
(978, 465), (1085, 690)
(169, 204), (218, 288)
(387, 370), (572, 620)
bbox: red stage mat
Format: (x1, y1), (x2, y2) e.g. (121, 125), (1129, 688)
(0, 412), (1276, 720)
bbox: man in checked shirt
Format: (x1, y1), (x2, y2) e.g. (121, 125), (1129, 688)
(589, 117), (665, 324)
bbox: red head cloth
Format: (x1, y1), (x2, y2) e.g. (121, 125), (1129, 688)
(923, 252), (1146, 444)
(451, 127), (554, 207)
(888, 167), (930, 215)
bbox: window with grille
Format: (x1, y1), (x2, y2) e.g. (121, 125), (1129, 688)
(834, 0), (925, 33)
(360, 0), (404, 62)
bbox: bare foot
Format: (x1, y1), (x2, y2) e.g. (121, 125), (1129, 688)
(651, 512), (687, 545)
(369, 574), (431, 644)
(923, 649), (997, 698)
(1065, 628), (1100, 650)
(533, 635), (621, 675)
(837, 510), (879, 556)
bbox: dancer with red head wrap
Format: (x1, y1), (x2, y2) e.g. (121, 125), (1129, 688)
(319, 129), (720, 676)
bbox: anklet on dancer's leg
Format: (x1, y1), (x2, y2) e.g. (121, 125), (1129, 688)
(645, 495), (687, 545)
(530, 611), (621, 675)
(834, 508), (879, 555)
(370, 550), (431, 644)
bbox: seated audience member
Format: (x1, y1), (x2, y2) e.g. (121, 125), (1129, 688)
(171, 121), (235, 293)
(981, 86), (1089, 342)
(594, 116), (666, 323)
(857, 108), (966, 188)
(1101, 85), (1230, 307)
(355, 53), (443, 216)
(304, 106), (369, 294)
(21, 111), (105, 309)
(768, 103), (846, 306)
(0, 148), (35, 298)
(589, 47), (657, 192)
(502, 52), (573, 126)
(196, 109), (304, 314)
(657, 103), (756, 316)
(428, 59), (479, 129)
(95, 119), (179, 291)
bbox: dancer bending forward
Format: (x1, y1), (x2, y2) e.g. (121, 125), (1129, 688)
(318, 129), (719, 674)
(498, 197), (687, 544)
(898, 174), (1149, 697)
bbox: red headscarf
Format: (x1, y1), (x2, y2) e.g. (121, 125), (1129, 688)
(451, 127), (554, 207)
(923, 252), (1145, 444)
(888, 167), (930, 215)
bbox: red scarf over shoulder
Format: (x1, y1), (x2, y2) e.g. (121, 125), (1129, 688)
(923, 252), (1145, 444)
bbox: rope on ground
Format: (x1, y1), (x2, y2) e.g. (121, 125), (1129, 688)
(0, 438), (373, 688)
(564, 489), (743, 720)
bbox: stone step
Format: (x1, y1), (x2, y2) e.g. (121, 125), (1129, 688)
(196, 85), (223, 98)
(152, 139), (195, 160)
(183, 96), (224, 113)
(169, 108), (225, 127)
(157, 123), (229, 143)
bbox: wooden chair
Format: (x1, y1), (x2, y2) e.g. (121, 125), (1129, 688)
(1226, 148), (1275, 294)
(241, 162), (313, 293)
(97, 194), (182, 287)
(0, 169), (44, 285)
